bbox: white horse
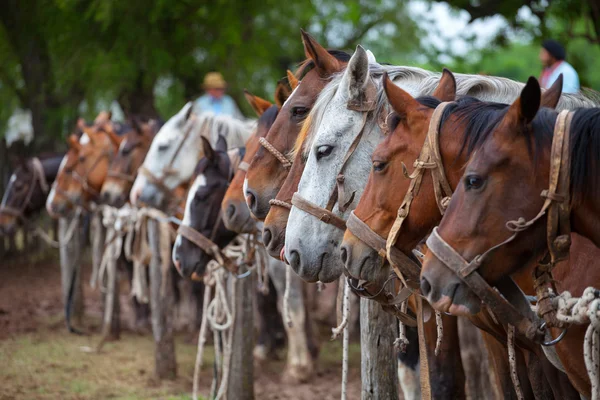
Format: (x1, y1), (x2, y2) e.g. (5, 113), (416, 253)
(130, 102), (255, 210)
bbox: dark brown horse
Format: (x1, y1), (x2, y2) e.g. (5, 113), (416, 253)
(421, 77), (600, 397)
(0, 154), (64, 234)
(243, 30), (350, 219)
(100, 118), (160, 207)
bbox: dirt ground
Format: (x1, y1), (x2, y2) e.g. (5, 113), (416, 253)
(0, 252), (364, 400)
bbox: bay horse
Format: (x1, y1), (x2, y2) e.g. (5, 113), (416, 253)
(340, 70), (594, 398)
(130, 105), (254, 211)
(243, 30), (351, 220)
(420, 77), (600, 397)
(0, 154), (64, 234)
(100, 118), (161, 207)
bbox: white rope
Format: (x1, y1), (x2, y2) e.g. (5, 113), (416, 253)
(507, 324), (524, 400)
(394, 293), (410, 353)
(193, 284), (213, 400)
(330, 279), (350, 400)
(434, 310), (443, 356)
(552, 288), (600, 399)
(35, 206), (82, 248)
(282, 265), (293, 328)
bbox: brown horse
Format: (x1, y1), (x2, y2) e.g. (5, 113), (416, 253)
(243, 30), (350, 220)
(343, 72), (588, 397)
(0, 154), (64, 234)
(46, 113), (121, 217)
(221, 82), (290, 233)
(420, 77), (600, 397)
(100, 119), (160, 207)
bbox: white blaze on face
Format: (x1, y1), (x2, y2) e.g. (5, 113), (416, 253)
(242, 177), (249, 205)
(282, 82), (301, 108)
(173, 174), (207, 254)
(46, 155), (68, 213)
(79, 133), (90, 145)
(1, 174), (17, 207)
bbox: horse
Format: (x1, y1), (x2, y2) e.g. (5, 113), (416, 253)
(100, 118), (161, 207)
(46, 115), (123, 217)
(222, 85), (288, 233)
(243, 30), (351, 220)
(419, 77), (600, 397)
(339, 70), (597, 398)
(130, 105), (255, 211)
(0, 154), (64, 234)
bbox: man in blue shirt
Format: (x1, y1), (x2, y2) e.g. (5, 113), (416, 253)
(539, 39), (580, 94)
(194, 72), (244, 119)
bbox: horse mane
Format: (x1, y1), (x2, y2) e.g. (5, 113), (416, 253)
(194, 112), (256, 149)
(566, 108), (600, 203)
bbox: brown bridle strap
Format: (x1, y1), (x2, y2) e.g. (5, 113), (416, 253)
(0, 158), (50, 222)
(291, 192), (347, 230)
(71, 149), (114, 199)
(258, 137), (293, 169)
(385, 102), (454, 284)
(426, 110), (575, 341)
(289, 110), (372, 230)
(177, 223), (238, 274)
(106, 170), (136, 183)
(346, 211), (421, 289)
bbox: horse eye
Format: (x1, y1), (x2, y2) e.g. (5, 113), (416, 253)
(158, 144), (169, 152)
(291, 106), (309, 120)
(316, 145), (333, 161)
(121, 146), (132, 155)
(465, 175), (485, 190)
(372, 160), (387, 172)
(78, 156), (86, 163)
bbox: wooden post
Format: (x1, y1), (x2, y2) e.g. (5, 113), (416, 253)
(148, 219), (177, 380)
(59, 216), (84, 327)
(226, 263), (255, 399)
(360, 298), (399, 400)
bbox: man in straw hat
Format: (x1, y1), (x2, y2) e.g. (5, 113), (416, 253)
(194, 72), (243, 119)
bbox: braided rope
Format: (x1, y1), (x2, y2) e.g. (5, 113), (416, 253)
(394, 300), (410, 353)
(282, 265), (293, 327)
(259, 137), (292, 169)
(269, 198), (293, 210)
(434, 311), (443, 356)
(508, 325), (525, 400)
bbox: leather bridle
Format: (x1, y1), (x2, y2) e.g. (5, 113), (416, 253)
(0, 158), (49, 223)
(426, 110), (574, 344)
(71, 148), (114, 199)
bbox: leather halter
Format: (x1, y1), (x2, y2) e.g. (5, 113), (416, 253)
(357, 101), (453, 288)
(177, 211), (238, 274)
(258, 137), (293, 169)
(71, 148), (114, 199)
(291, 108), (372, 230)
(0, 158), (49, 222)
(426, 110), (574, 342)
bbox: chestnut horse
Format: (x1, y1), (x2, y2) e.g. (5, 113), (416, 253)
(0, 154), (64, 234)
(100, 118), (161, 207)
(243, 30), (350, 220)
(222, 81), (291, 233)
(421, 77), (600, 397)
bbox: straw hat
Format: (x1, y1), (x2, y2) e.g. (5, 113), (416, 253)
(203, 72), (227, 89)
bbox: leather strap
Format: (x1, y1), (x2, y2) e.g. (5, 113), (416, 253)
(177, 224), (238, 274)
(291, 193), (347, 231)
(346, 211), (421, 289)
(238, 161), (250, 172)
(107, 170), (136, 183)
(417, 296), (432, 400)
(258, 137), (293, 169)
(0, 157), (50, 221)
(386, 102), (454, 283)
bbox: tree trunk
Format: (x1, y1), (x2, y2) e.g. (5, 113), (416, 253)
(227, 263), (255, 399)
(360, 298), (399, 400)
(148, 219), (177, 380)
(118, 74), (159, 120)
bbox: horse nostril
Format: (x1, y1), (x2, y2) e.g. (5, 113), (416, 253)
(226, 204), (236, 219)
(263, 228), (272, 247)
(102, 192), (110, 203)
(421, 277), (432, 297)
(288, 250), (301, 271)
(340, 246), (349, 265)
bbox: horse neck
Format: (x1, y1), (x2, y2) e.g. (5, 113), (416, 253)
(42, 154), (66, 184)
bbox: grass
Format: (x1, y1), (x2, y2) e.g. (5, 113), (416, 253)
(0, 319), (361, 400)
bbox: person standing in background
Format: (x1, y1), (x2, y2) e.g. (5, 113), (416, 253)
(194, 72), (244, 119)
(539, 39), (580, 93)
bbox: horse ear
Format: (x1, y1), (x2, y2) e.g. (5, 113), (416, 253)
(215, 135), (228, 153)
(301, 29), (341, 77)
(94, 111), (111, 124)
(274, 78), (292, 108)
(68, 134), (81, 152)
(345, 45), (376, 109)
(383, 72), (420, 117)
(77, 118), (87, 132)
(287, 70), (299, 90)
(130, 116), (143, 135)
(541, 74), (563, 109)
(182, 102), (194, 122)
(105, 125), (124, 147)
(244, 90), (272, 117)
(201, 136), (215, 162)
(506, 77), (541, 128)
(432, 68), (456, 102)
